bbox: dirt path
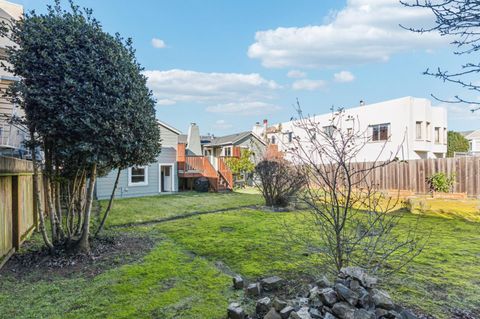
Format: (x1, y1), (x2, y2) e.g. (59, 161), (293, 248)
(110, 204), (259, 229)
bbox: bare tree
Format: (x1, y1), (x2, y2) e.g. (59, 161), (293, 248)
(401, 0), (480, 110)
(286, 105), (426, 275)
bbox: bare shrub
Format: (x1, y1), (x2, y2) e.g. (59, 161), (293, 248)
(254, 159), (305, 208)
(284, 105), (427, 275)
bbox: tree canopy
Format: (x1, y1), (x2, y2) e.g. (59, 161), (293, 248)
(1, 1), (161, 252)
(447, 131), (469, 157)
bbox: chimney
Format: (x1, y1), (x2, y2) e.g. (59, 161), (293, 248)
(360, 100), (365, 106)
(186, 123), (202, 155)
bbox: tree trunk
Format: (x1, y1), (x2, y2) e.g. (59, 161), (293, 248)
(29, 133), (54, 251)
(95, 168), (121, 237)
(77, 163), (97, 253)
(45, 176), (57, 242)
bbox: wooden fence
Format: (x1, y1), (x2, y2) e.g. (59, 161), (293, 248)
(0, 156), (40, 268)
(350, 156), (480, 197)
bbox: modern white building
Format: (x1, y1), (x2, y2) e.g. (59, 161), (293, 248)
(253, 97), (448, 162)
(460, 130), (480, 156)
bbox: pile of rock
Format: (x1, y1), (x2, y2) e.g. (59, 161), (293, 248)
(227, 267), (418, 319)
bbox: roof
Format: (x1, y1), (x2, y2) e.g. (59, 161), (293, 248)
(157, 120), (181, 135)
(178, 134), (213, 144)
(204, 131), (266, 147)
(464, 129), (480, 140)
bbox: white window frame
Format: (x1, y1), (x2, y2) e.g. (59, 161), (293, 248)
(128, 166), (149, 186)
(369, 123), (391, 142)
(416, 121), (423, 140)
(434, 127), (441, 144)
(158, 163), (175, 193)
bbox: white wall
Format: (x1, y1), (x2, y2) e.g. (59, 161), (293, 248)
(253, 97), (447, 163)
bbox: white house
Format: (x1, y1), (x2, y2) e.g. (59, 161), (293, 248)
(461, 130), (480, 156)
(253, 97), (448, 162)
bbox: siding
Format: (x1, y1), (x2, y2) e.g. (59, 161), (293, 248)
(236, 136), (266, 163)
(96, 147), (178, 200)
(159, 125), (179, 149)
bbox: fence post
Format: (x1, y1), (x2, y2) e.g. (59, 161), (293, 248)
(11, 175), (20, 250)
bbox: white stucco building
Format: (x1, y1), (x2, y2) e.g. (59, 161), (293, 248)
(253, 97), (448, 162)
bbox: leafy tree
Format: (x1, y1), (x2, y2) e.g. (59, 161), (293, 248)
(224, 149), (255, 181)
(401, 0), (480, 110)
(1, 1), (160, 253)
(447, 130), (469, 157)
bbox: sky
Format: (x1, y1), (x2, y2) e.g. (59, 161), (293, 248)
(14, 0), (480, 135)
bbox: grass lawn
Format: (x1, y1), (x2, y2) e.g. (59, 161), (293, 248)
(1, 191), (479, 318)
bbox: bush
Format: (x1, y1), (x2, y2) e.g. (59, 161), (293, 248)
(254, 159), (305, 207)
(426, 172), (455, 193)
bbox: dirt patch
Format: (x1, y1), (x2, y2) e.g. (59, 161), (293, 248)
(0, 234), (155, 281)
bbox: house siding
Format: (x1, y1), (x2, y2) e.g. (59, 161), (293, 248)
(95, 123), (180, 200)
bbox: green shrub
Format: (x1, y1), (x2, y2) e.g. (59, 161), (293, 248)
(426, 172), (455, 193)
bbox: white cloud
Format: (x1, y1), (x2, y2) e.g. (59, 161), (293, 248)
(151, 38), (167, 49)
(292, 79), (326, 91)
(144, 69), (279, 107)
(248, 0), (447, 68)
(213, 119), (233, 130)
(206, 102), (281, 116)
(334, 70), (355, 83)
(287, 70), (307, 78)
(157, 99), (176, 105)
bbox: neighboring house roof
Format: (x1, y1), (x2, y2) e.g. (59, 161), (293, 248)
(157, 120), (181, 135)
(464, 129), (480, 140)
(178, 134), (213, 144)
(204, 131), (266, 147)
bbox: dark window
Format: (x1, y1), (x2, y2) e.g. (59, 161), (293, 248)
(287, 132), (293, 143)
(371, 123), (390, 141)
(130, 166), (147, 184)
(271, 136), (276, 144)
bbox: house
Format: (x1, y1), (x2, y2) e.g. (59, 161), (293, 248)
(0, 0), (27, 158)
(95, 120), (181, 199)
(458, 130), (480, 156)
(177, 123), (266, 191)
(253, 97), (448, 163)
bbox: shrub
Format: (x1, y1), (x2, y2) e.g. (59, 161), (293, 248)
(426, 172), (455, 193)
(254, 159), (305, 207)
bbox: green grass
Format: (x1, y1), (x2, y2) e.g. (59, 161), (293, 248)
(101, 190), (263, 226)
(1, 191), (479, 318)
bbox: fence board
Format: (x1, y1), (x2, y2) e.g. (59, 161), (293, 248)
(348, 156), (480, 197)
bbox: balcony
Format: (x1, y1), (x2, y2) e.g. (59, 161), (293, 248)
(0, 123), (26, 150)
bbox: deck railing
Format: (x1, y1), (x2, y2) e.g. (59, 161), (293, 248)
(218, 156), (233, 189)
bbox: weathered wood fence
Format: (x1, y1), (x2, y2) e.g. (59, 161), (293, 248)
(0, 156), (41, 268)
(350, 157), (480, 197)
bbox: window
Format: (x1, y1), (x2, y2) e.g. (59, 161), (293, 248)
(370, 123), (390, 142)
(271, 135), (276, 144)
(287, 132), (293, 143)
(224, 147), (232, 157)
(323, 125), (335, 136)
(129, 166), (148, 186)
(347, 128), (353, 135)
(416, 121), (423, 140)
(434, 127), (441, 144)
(426, 122), (431, 141)
(444, 128), (447, 144)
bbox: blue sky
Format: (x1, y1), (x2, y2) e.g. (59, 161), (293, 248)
(15, 0), (480, 135)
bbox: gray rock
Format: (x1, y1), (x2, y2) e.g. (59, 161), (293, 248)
(319, 288), (338, 306)
(375, 308), (389, 318)
(332, 302), (355, 319)
(339, 267), (378, 288)
(324, 313), (337, 319)
(273, 298), (288, 312)
(246, 283), (261, 297)
(316, 275), (332, 288)
(233, 275), (244, 289)
(296, 306), (313, 319)
(297, 297), (309, 307)
(400, 310), (418, 319)
(280, 306), (294, 319)
(371, 289), (394, 310)
(335, 283), (359, 306)
(261, 276), (284, 291)
(308, 307), (322, 319)
(264, 308), (282, 319)
(349, 279), (361, 291)
(353, 309), (375, 319)
(384, 311), (402, 319)
(256, 297), (272, 315)
(227, 302), (246, 319)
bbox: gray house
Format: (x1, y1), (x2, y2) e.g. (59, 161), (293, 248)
(95, 120), (181, 200)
